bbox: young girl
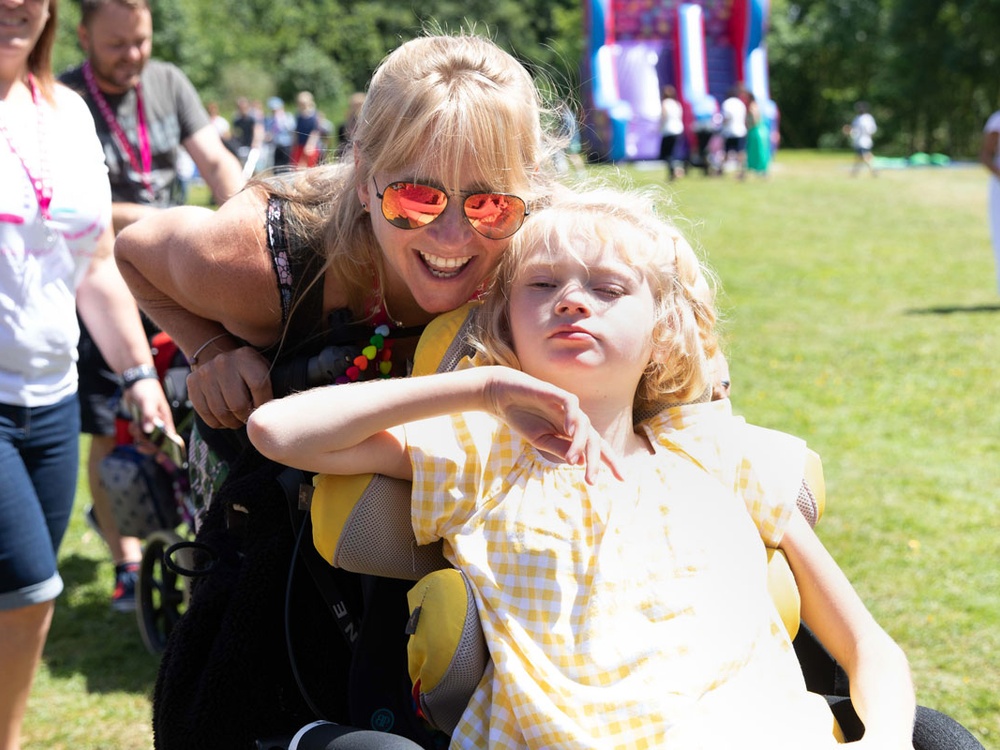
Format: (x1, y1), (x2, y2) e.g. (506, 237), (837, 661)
(248, 186), (916, 749)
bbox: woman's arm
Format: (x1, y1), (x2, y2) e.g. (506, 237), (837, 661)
(247, 366), (614, 482)
(76, 224), (175, 434)
(780, 512), (915, 749)
(114, 190), (286, 428)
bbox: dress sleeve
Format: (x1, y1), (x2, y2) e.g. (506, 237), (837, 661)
(731, 424), (807, 548)
(405, 411), (502, 546)
(643, 401), (806, 547)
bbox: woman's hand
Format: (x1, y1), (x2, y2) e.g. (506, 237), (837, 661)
(483, 368), (623, 484)
(122, 378), (176, 436)
(187, 346), (274, 429)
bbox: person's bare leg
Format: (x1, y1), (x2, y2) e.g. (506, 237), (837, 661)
(0, 600), (54, 750)
(87, 435), (142, 565)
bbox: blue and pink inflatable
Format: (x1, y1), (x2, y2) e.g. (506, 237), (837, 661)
(582, 0), (776, 161)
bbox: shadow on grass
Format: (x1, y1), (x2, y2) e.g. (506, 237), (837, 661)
(45, 553), (159, 695)
(905, 304), (1000, 315)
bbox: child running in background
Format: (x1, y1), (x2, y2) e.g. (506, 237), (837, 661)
(247, 186), (916, 749)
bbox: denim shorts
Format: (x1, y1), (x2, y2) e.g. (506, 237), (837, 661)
(0, 393), (80, 610)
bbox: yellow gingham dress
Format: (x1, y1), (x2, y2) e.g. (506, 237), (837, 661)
(407, 403), (840, 749)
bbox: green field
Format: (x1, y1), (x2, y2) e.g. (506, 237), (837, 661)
(25, 151), (999, 748)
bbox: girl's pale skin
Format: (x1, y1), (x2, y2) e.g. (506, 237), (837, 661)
(248, 241), (916, 748)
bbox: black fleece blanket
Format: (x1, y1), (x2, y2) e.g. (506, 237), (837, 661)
(152, 450), (437, 749)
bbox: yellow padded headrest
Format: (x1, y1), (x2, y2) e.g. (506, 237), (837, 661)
(311, 302), (479, 566)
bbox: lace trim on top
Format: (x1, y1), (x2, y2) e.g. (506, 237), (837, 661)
(265, 196), (294, 328)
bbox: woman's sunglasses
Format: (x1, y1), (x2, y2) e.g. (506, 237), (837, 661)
(373, 178), (529, 240)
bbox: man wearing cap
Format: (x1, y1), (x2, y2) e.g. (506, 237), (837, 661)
(59, 0), (244, 612)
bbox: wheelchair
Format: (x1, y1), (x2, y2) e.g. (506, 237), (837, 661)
(100, 332), (199, 655)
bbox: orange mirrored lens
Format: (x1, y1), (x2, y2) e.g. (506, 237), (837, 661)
(381, 183), (447, 229)
(464, 193), (526, 239)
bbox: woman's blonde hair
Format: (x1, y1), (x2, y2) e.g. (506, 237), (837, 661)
(258, 31), (558, 321)
(473, 183), (719, 411)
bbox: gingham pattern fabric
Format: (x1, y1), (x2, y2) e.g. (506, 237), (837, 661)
(640, 399), (807, 548)
(407, 410), (840, 749)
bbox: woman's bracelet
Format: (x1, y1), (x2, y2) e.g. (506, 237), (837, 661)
(121, 364), (159, 390)
(189, 333), (233, 367)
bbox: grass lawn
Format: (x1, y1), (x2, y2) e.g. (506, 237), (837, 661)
(25, 150), (998, 748)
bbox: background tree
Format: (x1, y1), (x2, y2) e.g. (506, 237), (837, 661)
(52, 0), (999, 158)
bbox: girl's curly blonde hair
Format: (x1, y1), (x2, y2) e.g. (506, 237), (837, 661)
(472, 183), (719, 412)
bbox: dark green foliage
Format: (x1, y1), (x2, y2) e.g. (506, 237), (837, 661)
(51, 0), (999, 157)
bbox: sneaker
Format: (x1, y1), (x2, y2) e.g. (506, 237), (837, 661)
(112, 561), (140, 613)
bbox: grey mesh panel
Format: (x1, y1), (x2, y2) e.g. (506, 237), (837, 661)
(332, 309), (478, 579)
(797, 479), (819, 528)
(418, 572), (488, 735)
(333, 474), (448, 580)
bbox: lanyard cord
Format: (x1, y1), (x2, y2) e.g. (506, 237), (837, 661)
(0, 74), (53, 220)
(82, 61), (154, 197)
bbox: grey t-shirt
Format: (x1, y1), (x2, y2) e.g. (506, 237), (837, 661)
(59, 59), (210, 207)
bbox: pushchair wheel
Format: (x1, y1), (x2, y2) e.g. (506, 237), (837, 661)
(136, 529), (188, 655)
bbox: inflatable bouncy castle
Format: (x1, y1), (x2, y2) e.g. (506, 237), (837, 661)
(583, 0), (776, 161)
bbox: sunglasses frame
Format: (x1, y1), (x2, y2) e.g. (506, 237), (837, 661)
(372, 177), (529, 240)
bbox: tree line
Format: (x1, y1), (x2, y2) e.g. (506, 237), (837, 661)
(53, 0), (1000, 158)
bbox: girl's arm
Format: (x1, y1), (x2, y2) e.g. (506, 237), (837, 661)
(247, 366), (616, 482)
(780, 512), (915, 749)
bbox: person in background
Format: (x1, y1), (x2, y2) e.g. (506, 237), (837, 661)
(58, 0), (244, 612)
(335, 91), (365, 159)
(264, 95), (294, 171)
(206, 100), (237, 156)
(745, 91), (771, 178)
(1, 0), (172, 746)
(315, 109), (334, 163)
(691, 110), (721, 177)
(720, 83), (748, 179)
(659, 84), (684, 180)
(846, 101), (878, 177)
(291, 90), (322, 170)
(979, 108), (1000, 295)
(231, 95), (264, 173)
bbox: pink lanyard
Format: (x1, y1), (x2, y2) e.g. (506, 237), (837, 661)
(82, 60), (153, 196)
(0, 74), (53, 220)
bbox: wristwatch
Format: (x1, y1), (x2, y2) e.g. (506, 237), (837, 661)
(121, 364), (158, 390)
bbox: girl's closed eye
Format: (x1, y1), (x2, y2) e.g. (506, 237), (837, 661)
(593, 284), (627, 298)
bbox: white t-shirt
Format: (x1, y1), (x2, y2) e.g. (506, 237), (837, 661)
(851, 113), (877, 151)
(721, 96), (748, 138)
(661, 97), (684, 136)
(0, 84), (112, 407)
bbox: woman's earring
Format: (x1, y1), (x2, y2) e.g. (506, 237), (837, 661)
(362, 202), (368, 210)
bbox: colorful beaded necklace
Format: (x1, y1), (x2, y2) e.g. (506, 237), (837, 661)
(334, 305), (415, 384)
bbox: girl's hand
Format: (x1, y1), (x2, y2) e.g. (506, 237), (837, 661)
(187, 346), (273, 429)
(483, 368), (623, 484)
